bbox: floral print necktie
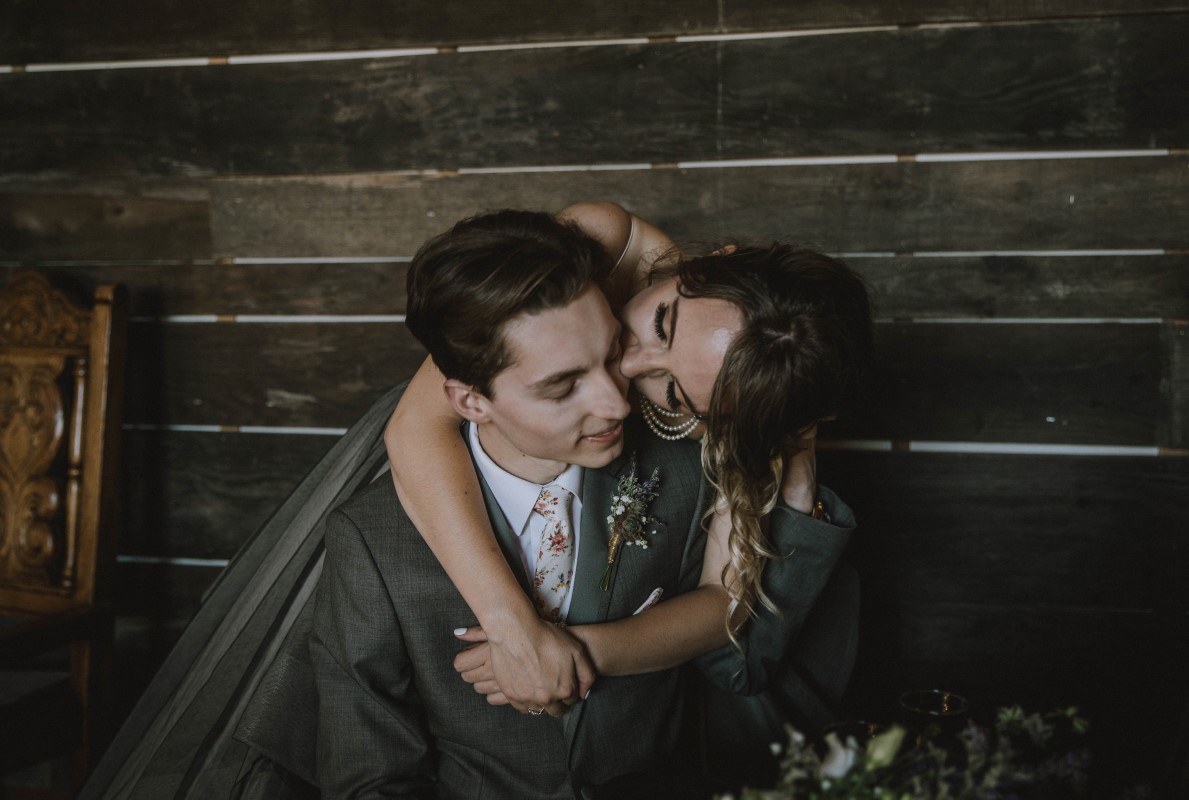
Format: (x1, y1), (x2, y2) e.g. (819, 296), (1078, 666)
(532, 484), (575, 624)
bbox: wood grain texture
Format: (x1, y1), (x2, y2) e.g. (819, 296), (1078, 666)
(119, 429), (337, 559)
(116, 319), (1166, 442)
(1165, 323), (1189, 449)
(3, 16), (1186, 178)
(210, 157), (1189, 257)
(856, 254), (1189, 320)
(0, 188), (211, 261)
(851, 321), (1168, 446)
(14, 255), (1184, 319)
(819, 452), (1189, 610)
(8, 156), (1189, 261)
(122, 321), (425, 427)
(5, 261), (410, 317)
(0, 1), (717, 63)
(5, 2), (1186, 63)
(724, 1), (1189, 30)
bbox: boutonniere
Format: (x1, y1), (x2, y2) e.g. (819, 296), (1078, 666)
(600, 455), (661, 591)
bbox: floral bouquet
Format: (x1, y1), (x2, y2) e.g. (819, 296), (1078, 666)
(721, 706), (1091, 800)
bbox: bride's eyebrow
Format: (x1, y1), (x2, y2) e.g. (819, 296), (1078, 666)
(667, 296), (680, 349)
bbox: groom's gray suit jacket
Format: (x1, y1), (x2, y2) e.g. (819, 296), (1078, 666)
(310, 419), (714, 798)
(239, 419), (856, 798)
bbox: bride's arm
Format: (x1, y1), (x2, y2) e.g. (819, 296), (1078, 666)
(386, 358), (595, 714)
(566, 505), (735, 675)
(568, 427), (828, 676)
(454, 506), (735, 689)
(556, 201), (677, 309)
(454, 431), (827, 691)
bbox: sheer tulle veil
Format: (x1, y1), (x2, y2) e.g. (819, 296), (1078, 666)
(80, 384), (405, 799)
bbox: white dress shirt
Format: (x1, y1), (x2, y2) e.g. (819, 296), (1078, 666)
(466, 422), (584, 619)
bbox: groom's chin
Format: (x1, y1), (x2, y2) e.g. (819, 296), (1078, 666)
(573, 437), (625, 470)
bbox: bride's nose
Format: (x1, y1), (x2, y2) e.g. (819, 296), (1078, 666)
(619, 342), (665, 380)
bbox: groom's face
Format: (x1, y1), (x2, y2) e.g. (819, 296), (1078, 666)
(471, 284), (632, 484)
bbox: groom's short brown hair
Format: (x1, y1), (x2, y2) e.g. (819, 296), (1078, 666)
(405, 209), (612, 397)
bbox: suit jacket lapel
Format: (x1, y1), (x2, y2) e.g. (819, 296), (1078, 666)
(477, 474), (535, 596)
(565, 466), (618, 627)
(560, 453), (632, 757)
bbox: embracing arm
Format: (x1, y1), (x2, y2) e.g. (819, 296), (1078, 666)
(386, 358), (595, 714)
(694, 433), (856, 695)
(455, 505), (735, 692)
(557, 201), (677, 309)
(566, 427), (830, 678)
(563, 504), (734, 675)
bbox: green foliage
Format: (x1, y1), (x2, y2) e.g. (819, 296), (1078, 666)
(722, 707), (1091, 800)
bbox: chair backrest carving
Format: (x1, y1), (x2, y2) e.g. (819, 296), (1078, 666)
(0, 272), (125, 616)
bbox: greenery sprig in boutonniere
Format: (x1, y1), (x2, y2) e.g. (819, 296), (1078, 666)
(600, 454), (661, 590)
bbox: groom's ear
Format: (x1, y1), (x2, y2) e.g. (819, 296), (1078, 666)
(443, 379), (493, 423)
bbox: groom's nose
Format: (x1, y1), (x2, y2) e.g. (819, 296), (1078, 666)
(590, 365), (631, 420)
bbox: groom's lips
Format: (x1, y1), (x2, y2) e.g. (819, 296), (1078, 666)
(582, 421), (624, 445)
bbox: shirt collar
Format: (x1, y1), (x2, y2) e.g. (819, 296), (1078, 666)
(467, 422), (583, 535)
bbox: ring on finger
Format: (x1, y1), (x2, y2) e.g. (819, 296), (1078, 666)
(527, 705), (545, 716)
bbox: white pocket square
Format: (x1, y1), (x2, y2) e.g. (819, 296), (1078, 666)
(632, 587), (663, 615)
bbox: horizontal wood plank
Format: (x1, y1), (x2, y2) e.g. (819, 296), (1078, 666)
(0, 1), (717, 63)
(5, 261), (410, 317)
(856, 254), (1189, 320)
(120, 318), (1173, 446)
(1166, 323), (1189, 448)
(209, 157), (1189, 257)
(4, 2), (1185, 64)
(119, 429), (339, 559)
(4, 16), (1187, 178)
(122, 321), (425, 428)
(10, 255), (1186, 320)
(852, 321), (1169, 446)
(726, 1), (1189, 30)
(0, 188), (211, 261)
(819, 452), (1189, 610)
(7, 158), (1185, 261)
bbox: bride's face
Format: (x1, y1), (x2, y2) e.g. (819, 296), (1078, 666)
(617, 276), (742, 419)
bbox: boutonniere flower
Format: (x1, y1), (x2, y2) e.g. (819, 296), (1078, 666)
(600, 455), (661, 591)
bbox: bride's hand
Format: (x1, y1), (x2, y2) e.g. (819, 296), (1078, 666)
(453, 622), (593, 716)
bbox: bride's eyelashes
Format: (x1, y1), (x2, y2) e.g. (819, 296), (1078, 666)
(653, 303), (668, 343)
(665, 380), (680, 411)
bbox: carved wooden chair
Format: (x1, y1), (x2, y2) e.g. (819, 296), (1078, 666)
(0, 272), (127, 792)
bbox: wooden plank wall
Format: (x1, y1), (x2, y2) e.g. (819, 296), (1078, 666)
(3, 1), (1187, 790)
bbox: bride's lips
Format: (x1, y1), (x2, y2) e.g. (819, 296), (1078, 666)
(582, 421), (624, 445)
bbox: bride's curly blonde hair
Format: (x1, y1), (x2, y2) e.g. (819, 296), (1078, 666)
(664, 244), (873, 646)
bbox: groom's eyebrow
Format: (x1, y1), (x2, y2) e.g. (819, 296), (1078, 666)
(529, 367), (584, 392)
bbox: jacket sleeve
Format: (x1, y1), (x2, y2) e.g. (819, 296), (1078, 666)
(694, 485), (856, 695)
(308, 507), (436, 799)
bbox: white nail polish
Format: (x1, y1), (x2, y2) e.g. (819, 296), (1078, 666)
(453, 628), (467, 636)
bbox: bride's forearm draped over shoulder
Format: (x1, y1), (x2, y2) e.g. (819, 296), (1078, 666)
(386, 358), (593, 716)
